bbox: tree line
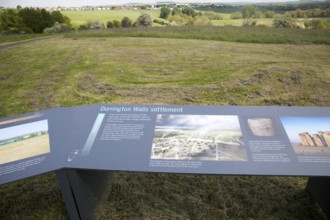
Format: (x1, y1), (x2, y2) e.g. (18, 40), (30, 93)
(157, 5), (330, 29)
(196, 2), (330, 13)
(158, 7), (212, 26)
(100, 7), (205, 29)
(0, 7), (71, 34)
(229, 6), (330, 19)
(260, 2), (330, 12)
(79, 13), (153, 30)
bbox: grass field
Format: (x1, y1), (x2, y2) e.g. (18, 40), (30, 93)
(65, 26), (330, 45)
(212, 18), (273, 26)
(0, 27), (329, 219)
(0, 34), (44, 44)
(62, 10), (161, 28)
(61, 9), (330, 29)
(212, 17), (330, 27)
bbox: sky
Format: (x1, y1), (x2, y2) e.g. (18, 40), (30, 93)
(156, 115), (241, 131)
(280, 116), (330, 144)
(0, 120), (48, 141)
(0, 0), (299, 8)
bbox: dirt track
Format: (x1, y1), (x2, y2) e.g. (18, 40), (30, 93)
(0, 36), (53, 50)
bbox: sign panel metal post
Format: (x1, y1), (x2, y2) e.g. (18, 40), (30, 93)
(56, 170), (81, 220)
(56, 169), (113, 220)
(307, 177), (330, 218)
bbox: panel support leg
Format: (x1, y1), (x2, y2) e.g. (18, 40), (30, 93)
(56, 169), (113, 220)
(307, 177), (330, 219)
(56, 169), (81, 220)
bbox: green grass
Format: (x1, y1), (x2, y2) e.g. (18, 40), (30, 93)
(62, 9), (330, 30)
(65, 26), (330, 45)
(2, 36), (328, 110)
(195, 6), (245, 14)
(0, 31), (329, 219)
(0, 34), (44, 44)
(62, 9), (161, 29)
(212, 18), (274, 26)
(211, 17), (330, 27)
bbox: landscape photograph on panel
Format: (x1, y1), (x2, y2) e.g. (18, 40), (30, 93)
(280, 116), (330, 156)
(151, 115), (247, 161)
(0, 120), (50, 165)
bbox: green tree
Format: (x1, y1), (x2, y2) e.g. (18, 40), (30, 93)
(79, 24), (88, 30)
(242, 19), (257, 27)
(171, 7), (182, 16)
(242, 6), (257, 18)
(273, 15), (296, 28)
(153, 18), (166, 25)
(136, 13), (153, 27)
(18, 8), (52, 33)
(204, 11), (223, 20)
(51, 11), (71, 25)
(264, 11), (275, 18)
(160, 7), (171, 19)
(304, 20), (330, 29)
(254, 11), (263, 18)
(295, 9), (307, 18)
(182, 7), (197, 17)
(44, 22), (71, 33)
(107, 21), (114, 28)
(168, 15), (187, 25)
(79, 21), (104, 30)
(113, 20), (120, 28)
(121, 17), (132, 27)
(40, 8), (53, 29)
(0, 9), (21, 31)
(230, 12), (243, 19)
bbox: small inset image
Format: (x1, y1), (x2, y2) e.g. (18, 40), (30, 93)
(280, 116), (330, 156)
(0, 120), (50, 165)
(151, 115), (248, 161)
(248, 118), (275, 137)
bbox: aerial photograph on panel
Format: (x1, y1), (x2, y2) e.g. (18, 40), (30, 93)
(151, 115), (247, 161)
(280, 117), (330, 156)
(0, 120), (50, 165)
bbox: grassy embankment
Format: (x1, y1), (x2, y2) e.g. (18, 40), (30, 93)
(0, 26), (329, 219)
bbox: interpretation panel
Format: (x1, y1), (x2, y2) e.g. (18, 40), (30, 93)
(1, 104), (330, 184)
(66, 105), (330, 177)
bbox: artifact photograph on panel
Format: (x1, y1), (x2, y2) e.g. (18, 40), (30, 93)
(0, 120), (51, 165)
(151, 115), (247, 161)
(247, 118), (275, 137)
(280, 116), (330, 156)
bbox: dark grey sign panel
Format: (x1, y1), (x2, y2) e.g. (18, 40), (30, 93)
(65, 105), (330, 177)
(1, 104), (330, 185)
(0, 108), (70, 184)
